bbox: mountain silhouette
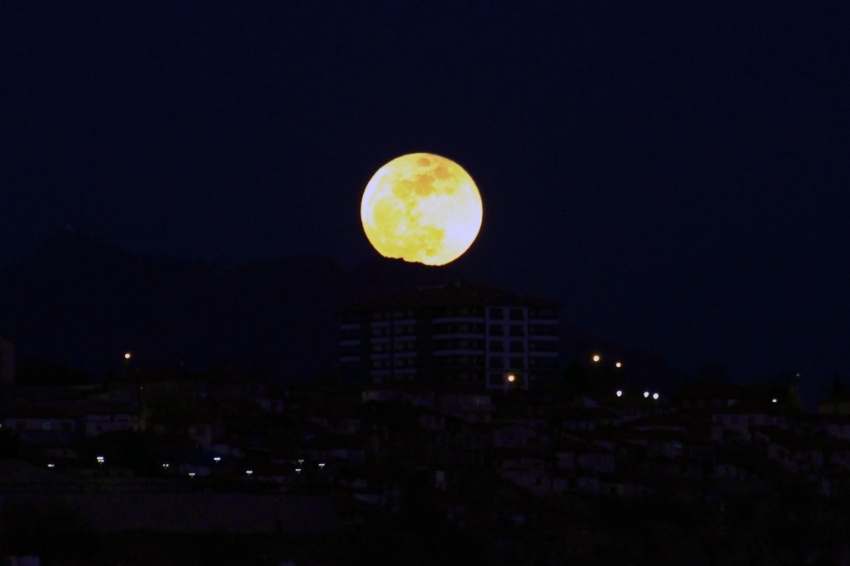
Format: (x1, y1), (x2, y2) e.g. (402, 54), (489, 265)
(0, 231), (684, 390)
(0, 232), (461, 383)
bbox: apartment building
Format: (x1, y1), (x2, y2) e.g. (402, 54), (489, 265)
(338, 281), (559, 391)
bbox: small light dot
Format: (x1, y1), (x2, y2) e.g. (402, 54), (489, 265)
(616, 390), (622, 397)
(653, 393), (659, 400)
(643, 392), (649, 398)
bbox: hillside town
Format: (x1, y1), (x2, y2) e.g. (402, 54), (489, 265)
(0, 283), (849, 565)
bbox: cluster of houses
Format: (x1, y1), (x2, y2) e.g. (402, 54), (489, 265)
(2, 278), (850, 563)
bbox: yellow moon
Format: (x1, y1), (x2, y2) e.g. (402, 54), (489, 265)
(360, 153), (483, 266)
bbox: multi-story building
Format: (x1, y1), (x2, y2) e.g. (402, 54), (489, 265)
(338, 281), (560, 391)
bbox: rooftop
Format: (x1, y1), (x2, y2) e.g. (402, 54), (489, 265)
(342, 280), (561, 312)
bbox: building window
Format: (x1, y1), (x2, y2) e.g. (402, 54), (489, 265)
(509, 357), (525, 369)
(488, 373), (505, 385)
(489, 325), (505, 337)
(489, 357), (505, 369)
(489, 341), (505, 352)
(529, 324), (558, 336)
(509, 309), (525, 320)
(509, 325), (524, 337)
(509, 341), (525, 353)
(489, 308), (504, 319)
(531, 357), (557, 368)
(42, 422), (52, 431)
(529, 341), (557, 352)
(530, 308), (555, 319)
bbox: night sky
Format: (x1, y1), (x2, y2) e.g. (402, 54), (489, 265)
(1, 2), (848, 399)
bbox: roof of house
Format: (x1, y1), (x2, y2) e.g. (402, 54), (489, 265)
(343, 280), (561, 312)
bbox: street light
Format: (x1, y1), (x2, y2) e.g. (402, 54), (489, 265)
(213, 456), (221, 462)
(124, 352), (132, 360)
(652, 393), (659, 400)
(615, 362), (622, 368)
(592, 354), (601, 363)
(772, 398), (778, 403)
(96, 456), (105, 464)
(47, 463), (55, 468)
(616, 390), (622, 397)
(295, 468), (302, 473)
(246, 470), (253, 475)
(318, 463), (325, 469)
(507, 374), (515, 383)
(162, 463), (170, 469)
(643, 392), (649, 398)
(188, 472), (195, 477)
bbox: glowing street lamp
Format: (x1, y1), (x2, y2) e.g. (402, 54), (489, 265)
(507, 374), (516, 383)
(96, 456), (105, 464)
(162, 463), (170, 469)
(772, 398), (778, 403)
(47, 463), (55, 468)
(318, 463), (325, 469)
(643, 392), (649, 398)
(592, 354), (601, 363)
(124, 352), (132, 360)
(616, 390), (622, 397)
(188, 472), (196, 478)
(295, 468), (302, 474)
(652, 393), (659, 400)
(213, 456), (221, 462)
(246, 470), (253, 475)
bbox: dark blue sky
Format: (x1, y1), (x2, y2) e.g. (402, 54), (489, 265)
(1, 2), (848, 398)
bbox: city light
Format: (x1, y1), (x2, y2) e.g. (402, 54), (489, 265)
(47, 463), (55, 468)
(96, 456), (105, 464)
(592, 354), (601, 363)
(124, 352), (131, 360)
(188, 472), (195, 477)
(213, 456), (221, 462)
(653, 393), (659, 400)
(616, 390), (622, 397)
(246, 470), (253, 475)
(162, 463), (169, 468)
(298, 459), (304, 465)
(772, 398), (778, 403)
(643, 392), (649, 398)
(318, 463), (325, 468)
(507, 374), (515, 382)
(615, 362), (622, 368)
(295, 468), (302, 473)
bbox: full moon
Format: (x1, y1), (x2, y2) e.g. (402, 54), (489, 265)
(360, 153), (483, 266)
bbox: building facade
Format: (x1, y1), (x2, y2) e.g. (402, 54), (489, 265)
(338, 281), (559, 391)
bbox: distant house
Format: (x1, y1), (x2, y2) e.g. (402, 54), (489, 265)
(819, 394), (850, 416)
(440, 392), (496, 423)
(0, 335), (16, 388)
(79, 402), (139, 437)
(1, 407), (77, 446)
